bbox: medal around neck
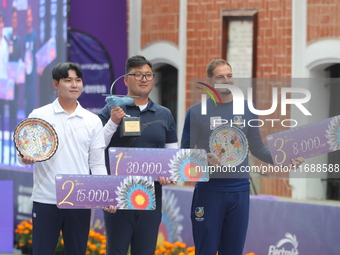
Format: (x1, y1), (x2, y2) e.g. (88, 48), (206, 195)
(209, 124), (248, 167)
(13, 118), (58, 161)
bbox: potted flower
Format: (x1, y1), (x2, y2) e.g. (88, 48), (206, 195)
(14, 220), (32, 255)
(86, 230), (106, 255)
(155, 241), (195, 255)
(15, 219), (106, 255)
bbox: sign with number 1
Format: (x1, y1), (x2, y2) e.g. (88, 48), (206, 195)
(108, 148), (209, 182)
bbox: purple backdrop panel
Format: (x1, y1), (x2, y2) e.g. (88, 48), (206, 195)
(68, 0), (127, 96)
(69, 29), (113, 114)
(244, 196), (340, 255)
(108, 148), (209, 182)
(267, 115), (340, 166)
(0, 180), (14, 253)
(87, 187), (340, 254)
(159, 187), (194, 247)
(56, 174), (155, 210)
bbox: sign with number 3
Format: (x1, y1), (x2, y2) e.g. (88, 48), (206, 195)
(267, 115), (340, 166)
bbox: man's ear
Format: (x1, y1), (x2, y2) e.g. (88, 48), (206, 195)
(207, 77), (212, 86)
(52, 79), (58, 89)
(123, 76), (128, 87)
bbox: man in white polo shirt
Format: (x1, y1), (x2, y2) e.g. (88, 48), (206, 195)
(18, 62), (115, 255)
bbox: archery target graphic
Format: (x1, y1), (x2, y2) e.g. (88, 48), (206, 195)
(168, 149), (209, 182)
(115, 176), (155, 210)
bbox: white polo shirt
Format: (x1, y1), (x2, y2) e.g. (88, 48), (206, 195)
(28, 99), (107, 204)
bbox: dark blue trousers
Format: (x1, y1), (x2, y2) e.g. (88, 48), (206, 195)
(191, 189), (250, 255)
(104, 183), (162, 255)
(32, 202), (91, 255)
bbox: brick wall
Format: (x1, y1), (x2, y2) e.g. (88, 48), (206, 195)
(141, 0), (179, 47)
(186, 0), (293, 196)
(307, 0), (340, 42)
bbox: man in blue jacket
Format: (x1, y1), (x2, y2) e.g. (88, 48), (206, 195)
(181, 59), (304, 255)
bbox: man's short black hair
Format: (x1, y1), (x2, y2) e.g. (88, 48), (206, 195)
(52, 62), (82, 82)
(125, 55), (152, 73)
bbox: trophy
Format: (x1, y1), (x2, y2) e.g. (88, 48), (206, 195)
(104, 71), (141, 137)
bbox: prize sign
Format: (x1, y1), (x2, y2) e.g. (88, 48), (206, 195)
(108, 148), (209, 182)
(267, 115), (340, 166)
(56, 175), (156, 210)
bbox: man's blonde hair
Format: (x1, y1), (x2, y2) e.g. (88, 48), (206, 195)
(206, 59), (232, 78)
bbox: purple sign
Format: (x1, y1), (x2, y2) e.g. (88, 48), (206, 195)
(266, 115), (340, 166)
(108, 148), (209, 182)
(56, 174), (155, 210)
(0, 180), (14, 253)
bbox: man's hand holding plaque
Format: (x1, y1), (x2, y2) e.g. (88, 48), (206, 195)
(105, 95), (141, 137)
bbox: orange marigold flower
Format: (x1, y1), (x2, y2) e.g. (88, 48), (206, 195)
(89, 244), (97, 251)
(187, 247), (195, 252)
(17, 225), (24, 230)
(89, 230), (96, 237)
(159, 246), (166, 253)
(178, 243), (186, 249)
(163, 241), (171, 247)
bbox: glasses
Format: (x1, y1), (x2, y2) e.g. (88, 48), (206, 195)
(128, 73), (155, 81)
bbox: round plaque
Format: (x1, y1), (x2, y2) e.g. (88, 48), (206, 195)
(13, 118), (58, 162)
(209, 125), (249, 167)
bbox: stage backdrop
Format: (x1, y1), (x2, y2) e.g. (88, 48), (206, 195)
(0, 3), (68, 247)
(68, 29), (114, 114)
(0, 0), (67, 170)
(90, 187), (340, 254)
(68, 0), (128, 98)
(0, 1), (128, 250)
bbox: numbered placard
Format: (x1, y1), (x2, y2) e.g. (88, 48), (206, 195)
(56, 175), (155, 210)
(266, 115), (340, 166)
(108, 148), (209, 182)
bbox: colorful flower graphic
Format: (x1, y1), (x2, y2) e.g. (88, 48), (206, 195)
(158, 190), (184, 245)
(168, 149), (208, 181)
(115, 176), (155, 210)
(325, 116), (340, 151)
(209, 124), (248, 167)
